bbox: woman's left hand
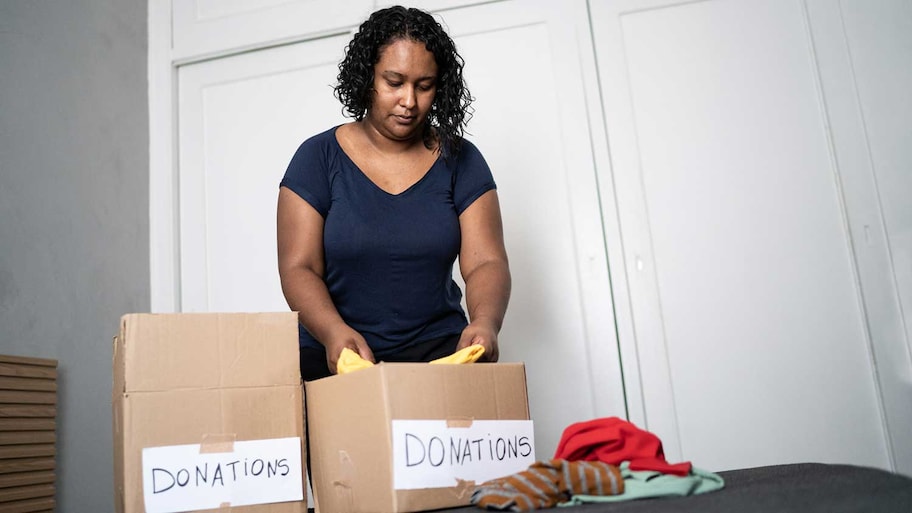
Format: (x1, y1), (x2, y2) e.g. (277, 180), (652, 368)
(456, 321), (499, 362)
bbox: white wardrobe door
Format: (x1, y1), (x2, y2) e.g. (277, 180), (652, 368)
(817, 0), (912, 475)
(444, 0), (625, 458)
(178, 34), (349, 313)
(841, 2), (912, 335)
(591, 0), (891, 471)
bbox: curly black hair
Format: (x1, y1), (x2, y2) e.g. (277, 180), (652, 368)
(334, 6), (473, 157)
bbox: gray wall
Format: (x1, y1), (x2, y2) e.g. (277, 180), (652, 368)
(0, 1), (149, 511)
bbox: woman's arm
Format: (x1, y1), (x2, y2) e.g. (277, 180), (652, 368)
(456, 189), (511, 361)
(276, 186), (375, 373)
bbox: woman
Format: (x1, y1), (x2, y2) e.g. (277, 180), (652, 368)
(277, 5), (510, 381)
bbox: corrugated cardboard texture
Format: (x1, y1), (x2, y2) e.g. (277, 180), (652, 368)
(306, 363), (529, 513)
(112, 313), (306, 513)
(115, 312), (299, 392)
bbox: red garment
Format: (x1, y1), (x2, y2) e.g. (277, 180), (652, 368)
(554, 417), (692, 476)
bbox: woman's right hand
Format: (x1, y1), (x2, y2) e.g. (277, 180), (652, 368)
(324, 328), (375, 374)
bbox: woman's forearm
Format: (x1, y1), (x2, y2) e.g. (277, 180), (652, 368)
(280, 266), (349, 345)
(463, 258), (511, 332)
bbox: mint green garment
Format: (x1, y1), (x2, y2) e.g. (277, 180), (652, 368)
(559, 461), (725, 506)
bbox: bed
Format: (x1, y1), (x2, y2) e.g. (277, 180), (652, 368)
(445, 462), (912, 512)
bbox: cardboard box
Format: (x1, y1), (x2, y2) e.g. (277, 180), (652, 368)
(112, 312), (307, 513)
(306, 362), (533, 513)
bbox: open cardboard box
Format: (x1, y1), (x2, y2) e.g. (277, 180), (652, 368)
(112, 312), (307, 513)
(306, 362), (533, 513)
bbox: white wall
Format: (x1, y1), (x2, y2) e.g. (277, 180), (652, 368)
(0, 0), (149, 510)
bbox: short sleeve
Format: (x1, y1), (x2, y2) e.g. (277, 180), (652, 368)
(452, 140), (497, 214)
(279, 134), (333, 217)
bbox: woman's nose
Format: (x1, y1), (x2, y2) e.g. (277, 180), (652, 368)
(400, 86), (416, 109)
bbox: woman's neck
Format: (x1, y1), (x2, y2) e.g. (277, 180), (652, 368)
(358, 119), (431, 156)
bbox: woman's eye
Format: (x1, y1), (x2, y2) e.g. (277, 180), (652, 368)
(387, 81), (402, 88)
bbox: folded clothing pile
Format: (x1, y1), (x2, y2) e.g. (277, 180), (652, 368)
(472, 417), (724, 511)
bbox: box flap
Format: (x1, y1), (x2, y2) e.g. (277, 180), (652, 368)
(306, 365), (395, 513)
(383, 363), (529, 420)
(117, 312), (299, 392)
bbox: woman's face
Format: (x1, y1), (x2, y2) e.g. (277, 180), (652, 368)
(366, 38), (438, 144)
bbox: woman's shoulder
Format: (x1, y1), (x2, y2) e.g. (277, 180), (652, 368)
(449, 136), (487, 167)
(297, 125), (344, 151)
(285, 126), (348, 180)
(287, 125), (348, 168)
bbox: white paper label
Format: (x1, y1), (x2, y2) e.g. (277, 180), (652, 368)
(141, 437), (303, 513)
(391, 420), (535, 490)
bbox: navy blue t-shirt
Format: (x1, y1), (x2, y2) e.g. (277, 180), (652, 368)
(280, 126), (496, 358)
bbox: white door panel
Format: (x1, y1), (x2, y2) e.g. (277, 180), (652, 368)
(807, 0), (912, 475)
(178, 35), (349, 313)
(592, 0), (891, 471)
(443, 0), (626, 458)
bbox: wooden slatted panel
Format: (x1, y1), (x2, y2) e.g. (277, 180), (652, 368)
(0, 483), (55, 503)
(0, 362), (56, 381)
(0, 392), (56, 405)
(0, 496), (55, 513)
(0, 378), (55, 393)
(0, 432), (55, 446)
(0, 419), (55, 432)
(0, 357), (56, 368)
(0, 405), (56, 419)
(0, 458), (55, 475)
(0, 355), (56, 510)
(0, 445), (55, 460)
(0, 471), (55, 489)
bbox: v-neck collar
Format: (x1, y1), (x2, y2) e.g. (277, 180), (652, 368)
(332, 126), (442, 197)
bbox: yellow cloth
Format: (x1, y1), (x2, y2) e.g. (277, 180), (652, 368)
(336, 344), (485, 375)
(430, 344), (485, 365)
(336, 347), (374, 374)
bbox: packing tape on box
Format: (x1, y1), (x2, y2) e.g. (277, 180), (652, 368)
(332, 450), (356, 513)
(332, 449), (354, 487)
(453, 478), (476, 499)
(199, 433), (237, 453)
(447, 418), (475, 428)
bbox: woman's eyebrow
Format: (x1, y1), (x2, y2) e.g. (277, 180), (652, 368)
(381, 70), (436, 82)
